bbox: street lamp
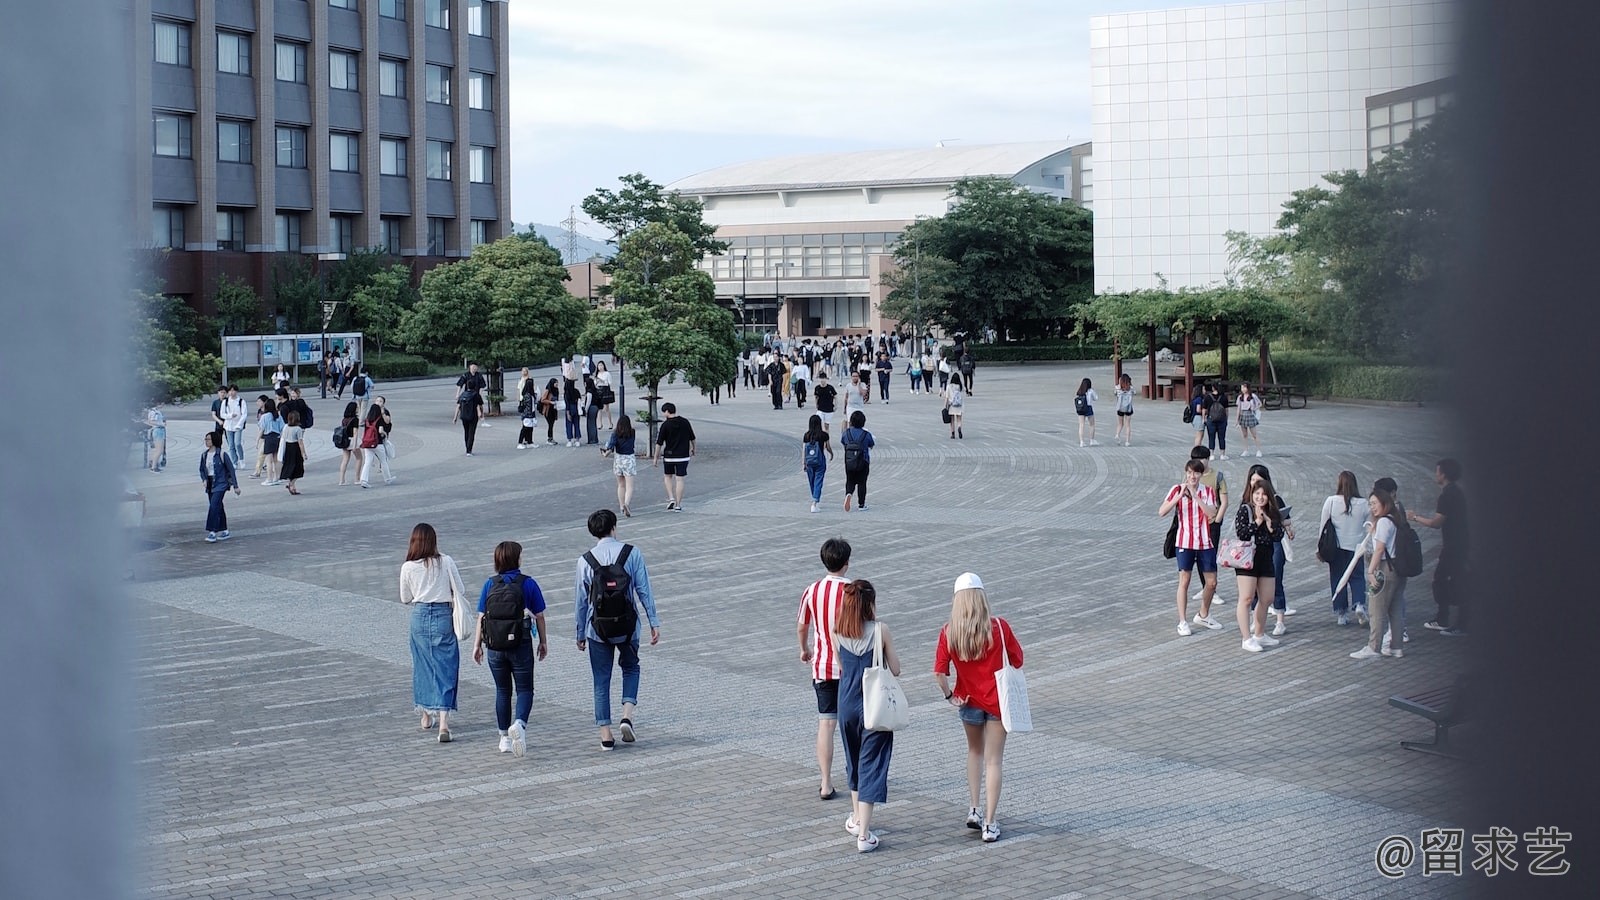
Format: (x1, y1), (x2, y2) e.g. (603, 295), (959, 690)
(774, 259), (795, 342)
(736, 252), (748, 341)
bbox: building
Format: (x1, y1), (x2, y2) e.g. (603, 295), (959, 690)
(1089, 0), (1455, 293)
(134, 0), (512, 312)
(563, 259), (610, 307)
(667, 141), (1091, 338)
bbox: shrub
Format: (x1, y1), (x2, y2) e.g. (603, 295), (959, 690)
(977, 341), (1116, 363)
(363, 352), (431, 380)
(1189, 347), (1444, 401)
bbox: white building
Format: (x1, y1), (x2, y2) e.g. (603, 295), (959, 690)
(1090, 0), (1456, 293)
(668, 141), (1090, 337)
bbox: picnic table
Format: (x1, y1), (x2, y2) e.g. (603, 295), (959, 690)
(1151, 371), (1219, 401)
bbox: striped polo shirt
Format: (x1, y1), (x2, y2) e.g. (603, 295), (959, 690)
(798, 574), (849, 681)
(1165, 483), (1219, 550)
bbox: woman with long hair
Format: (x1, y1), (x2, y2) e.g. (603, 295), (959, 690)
(563, 376), (583, 447)
(596, 361), (615, 429)
(934, 573), (1023, 843)
(277, 409), (305, 494)
(1204, 382), (1230, 460)
(1235, 382), (1264, 457)
(400, 523), (469, 741)
(252, 395), (281, 485)
(1235, 479), (1286, 652)
(1246, 464), (1296, 636)
(1350, 488), (1408, 659)
(1075, 377), (1098, 446)
(833, 579), (900, 853)
(336, 400), (364, 485)
(601, 415), (638, 517)
(516, 368), (537, 449)
(942, 374), (965, 439)
(540, 378), (560, 446)
(1113, 372), (1135, 446)
(358, 402), (390, 487)
(801, 414), (833, 513)
(1318, 471), (1370, 626)
(583, 374), (601, 445)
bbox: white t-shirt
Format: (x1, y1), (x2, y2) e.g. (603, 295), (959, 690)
(1371, 516), (1397, 560)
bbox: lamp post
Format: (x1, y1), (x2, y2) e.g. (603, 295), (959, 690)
(736, 253), (748, 341)
(774, 259), (794, 343)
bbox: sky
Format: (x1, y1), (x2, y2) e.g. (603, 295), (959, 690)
(505, 0), (1179, 231)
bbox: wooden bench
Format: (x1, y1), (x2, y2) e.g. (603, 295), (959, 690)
(1388, 681), (1467, 759)
(1259, 383), (1309, 410)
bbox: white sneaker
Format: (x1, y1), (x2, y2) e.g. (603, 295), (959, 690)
(1218, 453), (1229, 460)
(1381, 635), (1391, 652)
(856, 831), (880, 853)
(1271, 622), (1287, 636)
(1382, 648), (1404, 658)
(1256, 450), (1264, 458)
(1242, 637), (1263, 652)
(1350, 646), (1381, 659)
(1089, 440), (1100, 446)
(1337, 614), (1349, 626)
(810, 503), (818, 513)
(965, 807), (982, 830)
(1403, 631), (1410, 643)
(982, 822), (1000, 843)
(1281, 608), (1297, 617)
(509, 720), (526, 757)
(844, 815), (860, 837)
(1193, 613), (1223, 631)
(1177, 621), (1192, 636)
(1079, 441), (1086, 447)
(497, 735), (512, 753)
(1255, 633), (1280, 647)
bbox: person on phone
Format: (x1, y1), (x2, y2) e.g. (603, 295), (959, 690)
(1159, 459), (1220, 636)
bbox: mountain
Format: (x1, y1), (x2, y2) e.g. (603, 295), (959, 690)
(517, 223), (615, 264)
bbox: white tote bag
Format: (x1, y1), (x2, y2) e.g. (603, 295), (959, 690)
(447, 557), (477, 644)
(993, 619), (1032, 734)
(862, 624), (909, 732)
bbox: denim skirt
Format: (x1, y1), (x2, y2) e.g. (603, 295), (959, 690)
(410, 602), (459, 712)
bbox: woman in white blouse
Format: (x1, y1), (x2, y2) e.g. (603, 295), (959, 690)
(595, 361), (614, 429)
(1317, 471), (1371, 627)
(400, 523), (470, 742)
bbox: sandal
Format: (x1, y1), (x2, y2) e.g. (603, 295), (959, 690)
(419, 713), (435, 730)
(818, 788), (837, 801)
(437, 729), (452, 743)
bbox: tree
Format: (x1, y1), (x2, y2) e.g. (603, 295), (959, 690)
(879, 177), (1093, 340)
(131, 288), (219, 405)
(349, 265), (418, 355)
(325, 248), (390, 332)
(271, 254), (322, 334)
(582, 173), (728, 258)
(211, 274), (266, 336)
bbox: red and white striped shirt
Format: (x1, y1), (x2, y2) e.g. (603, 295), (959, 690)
(798, 574), (849, 681)
(1165, 483), (1218, 550)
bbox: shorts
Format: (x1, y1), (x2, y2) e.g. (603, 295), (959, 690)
(1234, 551), (1277, 580)
(819, 411), (834, 426)
(1193, 415), (1207, 432)
(813, 679), (839, 719)
(1175, 546), (1218, 573)
(262, 433), (281, 455)
(1079, 406), (1094, 418)
(1116, 409), (1132, 417)
(958, 704), (1000, 726)
(613, 454), (638, 477)
(662, 460), (688, 476)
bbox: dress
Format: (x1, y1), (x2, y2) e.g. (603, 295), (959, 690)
(834, 621), (893, 804)
(278, 425), (306, 480)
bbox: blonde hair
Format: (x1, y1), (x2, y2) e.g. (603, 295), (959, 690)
(946, 588), (993, 661)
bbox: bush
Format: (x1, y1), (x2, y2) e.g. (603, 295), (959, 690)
(1189, 347), (1444, 402)
(363, 352), (432, 379)
(976, 341), (1116, 363)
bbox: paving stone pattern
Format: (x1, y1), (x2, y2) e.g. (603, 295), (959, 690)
(130, 362), (1468, 898)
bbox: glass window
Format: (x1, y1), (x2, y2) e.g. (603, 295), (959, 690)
(380, 58), (406, 97)
(330, 0), (357, 9)
(330, 215), (355, 254)
(275, 42), (307, 83)
(217, 120), (252, 163)
(217, 210), (246, 251)
(154, 20), (190, 67)
(468, 72), (492, 109)
(381, 218), (403, 254)
(471, 219), (490, 247)
(1416, 96), (1437, 118)
(1392, 121), (1413, 145)
(217, 32), (251, 75)
(380, 0), (405, 19)
(427, 217), (448, 254)
(153, 205), (186, 249)
(381, 138), (406, 176)
(1369, 126), (1390, 149)
(275, 126), (307, 168)
(426, 65), (451, 104)
(153, 113), (192, 158)
(425, 140), (452, 179)
(330, 50), (358, 91)
(467, 0), (490, 36)
(1368, 106), (1389, 127)
(330, 133), (359, 172)
(425, 0), (450, 29)
(275, 213), (302, 252)
(469, 146), (492, 183)
(1392, 100), (1413, 122)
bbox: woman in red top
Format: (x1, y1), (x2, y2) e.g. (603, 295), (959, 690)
(934, 573), (1024, 844)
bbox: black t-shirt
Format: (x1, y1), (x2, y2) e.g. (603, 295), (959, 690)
(656, 416), (695, 460)
(1437, 481), (1468, 556)
(814, 384), (837, 413)
(457, 372), (487, 395)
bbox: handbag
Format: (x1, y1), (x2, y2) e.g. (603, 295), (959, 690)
(450, 560), (477, 644)
(993, 619), (1032, 733)
(941, 406), (952, 424)
(1163, 511), (1180, 559)
(1218, 536), (1257, 569)
(861, 624), (909, 732)
(1316, 517), (1340, 562)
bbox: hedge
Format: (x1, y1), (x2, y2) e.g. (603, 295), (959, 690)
(362, 352), (433, 379)
(976, 341), (1116, 363)
(1189, 348), (1445, 402)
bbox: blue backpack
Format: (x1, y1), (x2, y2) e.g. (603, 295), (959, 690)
(804, 440), (823, 465)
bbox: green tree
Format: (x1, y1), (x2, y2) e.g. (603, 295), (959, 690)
(131, 288), (219, 404)
(326, 247), (390, 332)
(271, 254), (322, 334)
(349, 265), (418, 355)
(211, 274), (266, 336)
(582, 172), (728, 258)
(879, 177), (1093, 340)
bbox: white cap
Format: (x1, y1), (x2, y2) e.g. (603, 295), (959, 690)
(953, 572), (984, 592)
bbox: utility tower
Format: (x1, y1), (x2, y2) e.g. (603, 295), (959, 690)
(561, 205), (581, 265)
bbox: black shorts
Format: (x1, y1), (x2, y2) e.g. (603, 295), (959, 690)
(662, 460), (688, 476)
(813, 679), (839, 719)
(1116, 409), (1133, 417)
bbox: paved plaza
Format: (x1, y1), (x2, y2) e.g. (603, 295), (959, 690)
(128, 361), (1470, 899)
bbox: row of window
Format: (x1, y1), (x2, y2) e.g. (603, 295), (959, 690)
(156, 0), (489, 59)
(154, 114), (492, 181)
(154, 205), (492, 254)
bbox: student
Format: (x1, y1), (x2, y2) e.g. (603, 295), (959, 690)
(1235, 382), (1264, 457)
(1204, 383), (1230, 460)
(1351, 488), (1407, 659)
(801, 414), (833, 512)
(1075, 378), (1099, 447)
(1189, 385), (1208, 447)
(400, 523), (470, 742)
(839, 410), (876, 513)
(1113, 373), (1136, 446)
(574, 509), (660, 750)
(813, 371), (838, 433)
(797, 538), (851, 800)
(197, 431), (241, 543)
(336, 401), (364, 485)
(655, 403), (695, 511)
(874, 350), (893, 403)
(942, 374), (965, 439)
(834, 579), (900, 853)
(277, 409), (305, 494)
(1233, 478), (1286, 652)
(1159, 459), (1220, 635)
(1410, 459), (1469, 636)
(471, 541), (548, 758)
(601, 415), (638, 517)
(454, 365), (487, 455)
(1318, 471), (1370, 626)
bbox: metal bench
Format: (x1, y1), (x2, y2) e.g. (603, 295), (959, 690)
(1388, 681), (1467, 759)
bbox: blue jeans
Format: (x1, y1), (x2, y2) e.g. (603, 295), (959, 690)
(805, 463), (826, 503)
(1205, 420), (1226, 452)
(585, 404), (600, 444)
(487, 641), (535, 731)
(1271, 543), (1288, 609)
(587, 638), (640, 726)
(205, 489), (229, 533)
(1326, 548), (1367, 613)
(564, 406), (582, 441)
(224, 429), (244, 465)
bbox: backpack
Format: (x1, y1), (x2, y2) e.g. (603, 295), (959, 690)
(480, 574), (531, 651)
(804, 439), (823, 465)
(960, 355), (975, 376)
(359, 420), (380, 449)
(584, 545), (637, 641)
(352, 374), (368, 398)
(1207, 395), (1228, 422)
(299, 402), (314, 429)
(841, 430), (865, 472)
(1393, 519), (1424, 577)
(517, 394), (535, 417)
(1074, 394), (1088, 416)
(331, 419), (352, 449)
(1182, 401), (1195, 424)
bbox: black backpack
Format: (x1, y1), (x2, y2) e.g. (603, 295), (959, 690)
(1393, 519), (1424, 577)
(584, 545), (637, 641)
(480, 574), (531, 651)
(1074, 394), (1088, 416)
(352, 374), (367, 398)
(841, 430), (865, 472)
(1182, 401), (1195, 424)
(331, 419), (353, 449)
(300, 402), (314, 429)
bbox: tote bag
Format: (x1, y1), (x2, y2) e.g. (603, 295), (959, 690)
(448, 558), (477, 644)
(1217, 536), (1256, 569)
(862, 624), (909, 732)
(993, 619), (1032, 733)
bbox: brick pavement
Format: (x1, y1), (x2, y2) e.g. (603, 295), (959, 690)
(129, 362), (1469, 898)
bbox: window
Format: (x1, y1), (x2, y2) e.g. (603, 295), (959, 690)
(380, 138), (407, 176)
(153, 205), (186, 249)
(469, 145), (492, 183)
(427, 217), (448, 254)
(467, 0), (490, 36)
(275, 41), (307, 83)
(425, 65), (451, 104)
(154, 20), (191, 66)
(381, 218), (403, 254)
(425, 140), (452, 179)
(153, 113), (192, 158)
(380, 58), (406, 97)
(217, 210), (247, 251)
(275, 126), (307, 168)
(380, 0), (405, 20)
(330, 50), (358, 90)
(425, 0), (450, 29)
(330, 0), (357, 9)
(218, 120), (252, 163)
(330, 132), (359, 172)
(330, 215), (355, 254)
(275, 213), (302, 252)
(217, 32), (251, 75)
(468, 72), (492, 109)
(470, 219), (490, 247)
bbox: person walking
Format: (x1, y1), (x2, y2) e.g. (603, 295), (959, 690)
(277, 409), (305, 494)
(596, 361), (615, 429)
(874, 350), (893, 403)
(942, 374), (965, 439)
(357, 403), (386, 488)
(271, 362), (291, 394)
(797, 538), (851, 800)
(350, 364), (372, 419)
(839, 410), (875, 512)
(1075, 378), (1099, 447)
(251, 395), (281, 484)
(400, 523), (470, 742)
(793, 356), (811, 408)
(933, 572), (1023, 844)
(1235, 382), (1264, 457)
(221, 385), (249, 467)
(767, 357), (785, 410)
(574, 509), (660, 751)
(455, 377), (486, 456)
(919, 349), (935, 394)
(601, 415), (639, 517)
(936, 353), (951, 391)
(318, 352), (331, 399)
(801, 414), (833, 512)
(336, 401), (364, 485)
(1189, 385), (1208, 447)
(1245, 465), (1297, 636)
(958, 350), (975, 394)
(369, 396), (396, 485)
(1410, 458), (1469, 636)
(1159, 459), (1222, 635)
(655, 403), (696, 510)
(327, 352), (344, 400)
(516, 374), (539, 449)
(197, 431), (241, 543)
(1350, 487), (1407, 659)
(582, 374), (601, 445)
(834, 579), (900, 853)
(905, 355), (922, 394)
(1113, 373), (1136, 446)
(1234, 479), (1287, 652)
(145, 406), (167, 472)
(1318, 471), (1370, 626)
(813, 371), (838, 433)
(1204, 382), (1230, 460)
(471, 541), (548, 758)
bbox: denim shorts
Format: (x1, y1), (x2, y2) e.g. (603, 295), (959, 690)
(959, 704), (1000, 726)
(813, 679), (839, 719)
(1175, 546), (1218, 573)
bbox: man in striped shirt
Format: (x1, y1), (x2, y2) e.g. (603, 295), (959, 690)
(1159, 459), (1221, 637)
(797, 537), (852, 801)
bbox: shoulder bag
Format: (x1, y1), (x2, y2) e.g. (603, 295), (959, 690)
(446, 557), (477, 644)
(993, 619), (1032, 733)
(1316, 516), (1340, 562)
(862, 624), (909, 732)
(1218, 536), (1257, 569)
(1163, 510), (1180, 559)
